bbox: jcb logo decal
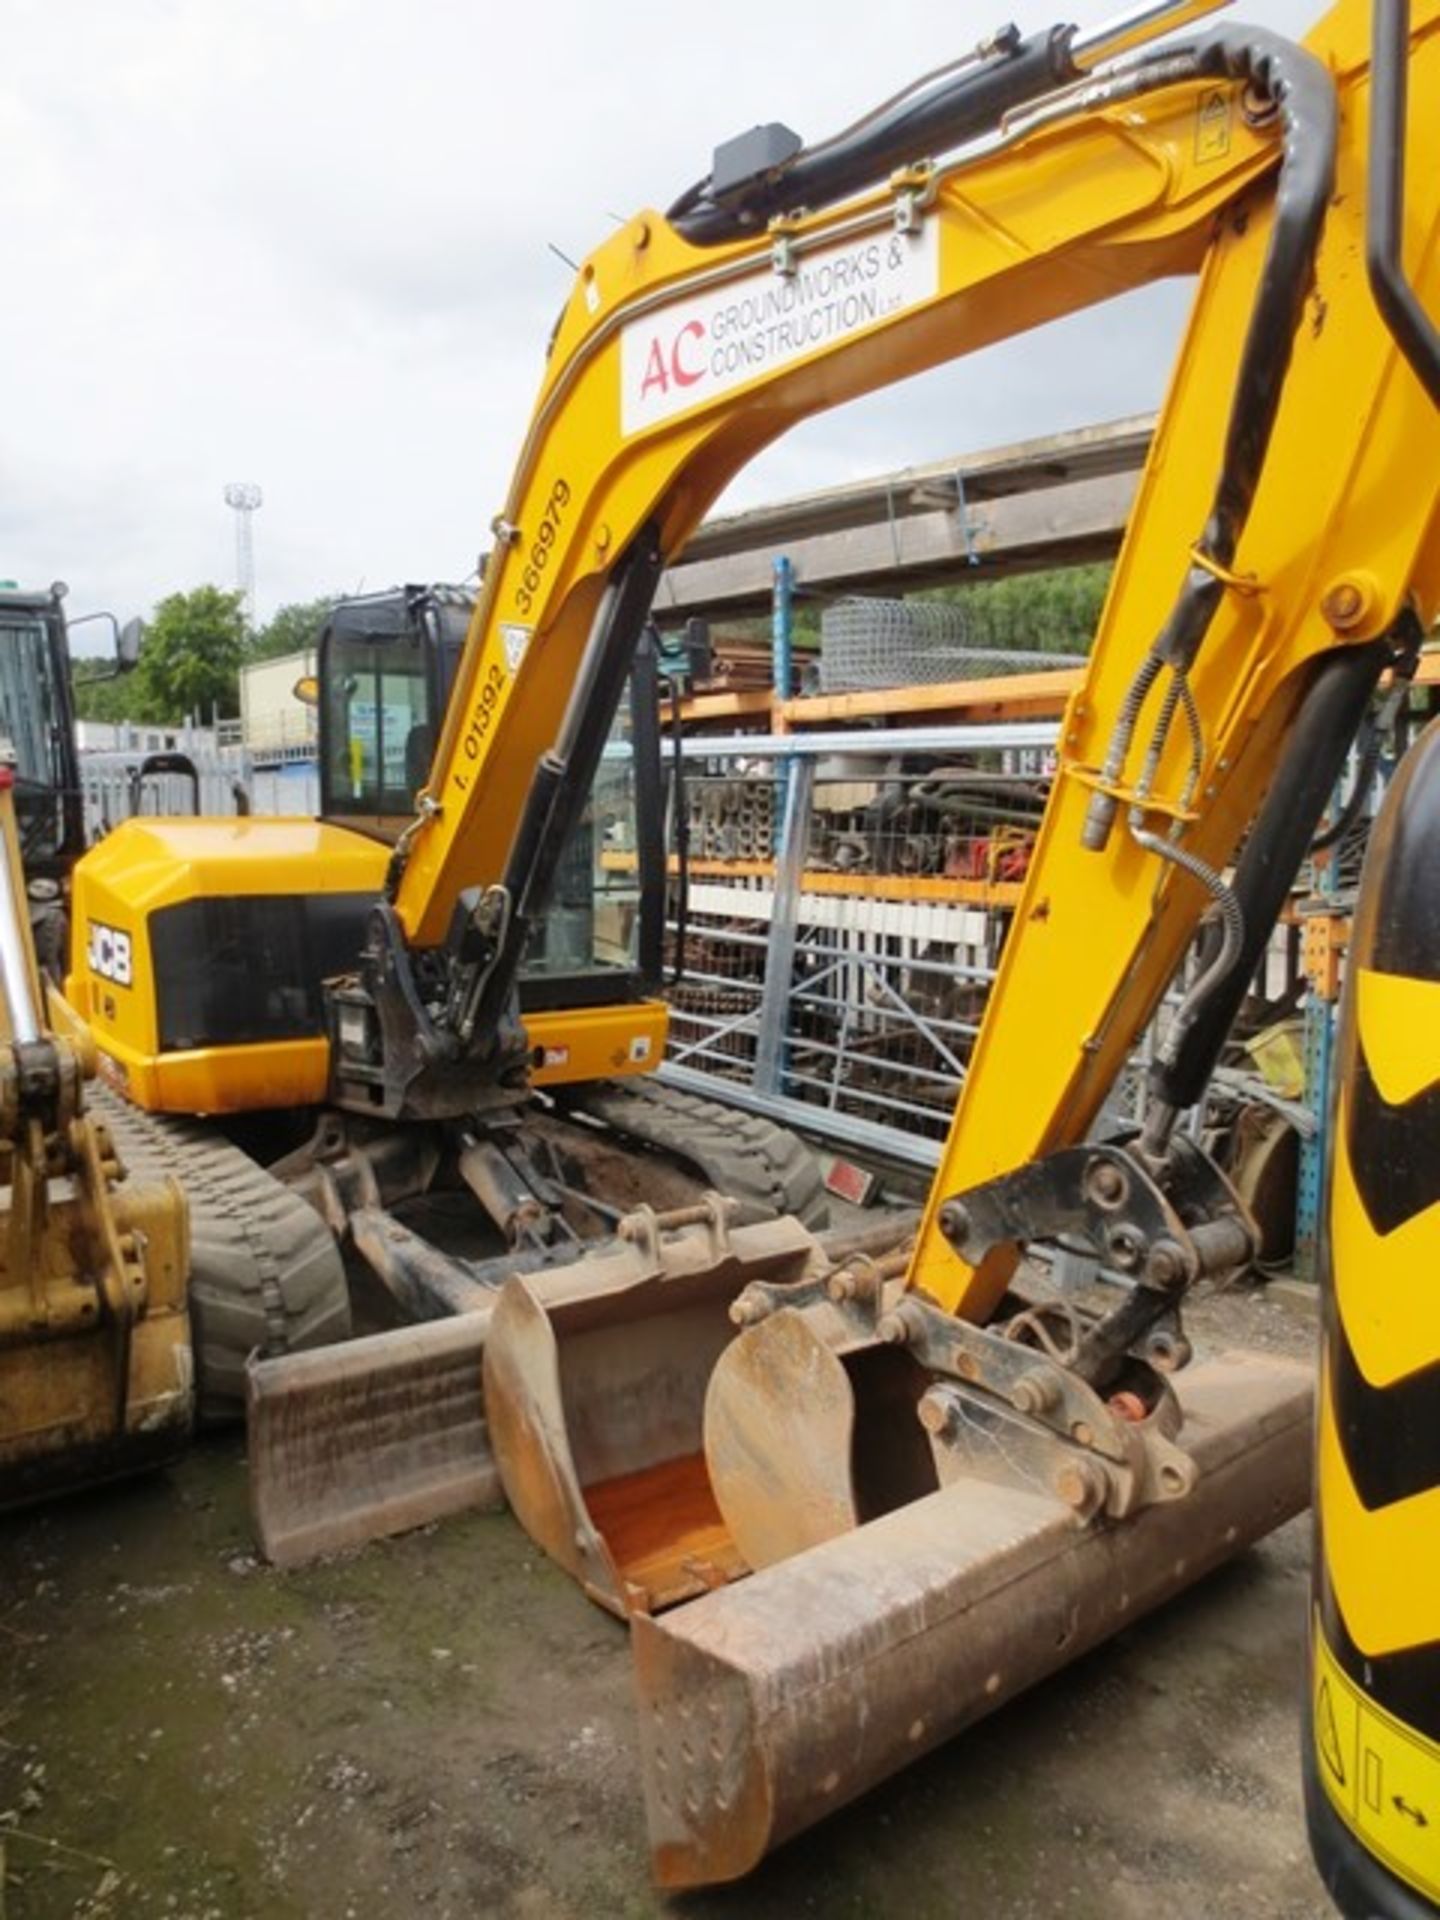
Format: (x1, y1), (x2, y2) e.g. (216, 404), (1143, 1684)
(88, 920), (133, 988)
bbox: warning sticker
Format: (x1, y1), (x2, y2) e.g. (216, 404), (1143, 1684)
(1195, 88), (1232, 163)
(1314, 1617), (1440, 1904)
(621, 220), (939, 436)
(500, 623), (532, 672)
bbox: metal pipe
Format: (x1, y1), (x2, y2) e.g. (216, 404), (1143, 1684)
(0, 779), (40, 1044)
(754, 760), (813, 1095)
(675, 721), (1056, 760)
(656, 1061), (943, 1169)
(1368, 0), (1440, 407)
(770, 555), (794, 702)
(1070, 0), (1229, 71)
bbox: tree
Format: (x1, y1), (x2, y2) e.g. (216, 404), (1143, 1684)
(248, 594), (338, 664)
(919, 563), (1112, 656)
(133, 586), (249, 722)
(72, 656), (143, 725)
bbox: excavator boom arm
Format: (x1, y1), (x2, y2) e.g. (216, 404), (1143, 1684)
(391, 0), (1440, 1319)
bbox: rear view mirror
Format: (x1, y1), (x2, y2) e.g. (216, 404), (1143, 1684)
(117, 616), (145, 670)
(65, 607), (145, 676)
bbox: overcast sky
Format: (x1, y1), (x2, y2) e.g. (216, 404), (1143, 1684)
(3, 0), (1322, 649)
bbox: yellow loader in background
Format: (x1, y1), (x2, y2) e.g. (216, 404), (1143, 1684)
(0, 751), (191, 1504)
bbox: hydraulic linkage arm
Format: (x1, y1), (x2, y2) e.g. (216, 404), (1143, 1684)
(352, 0), (1440, 1246)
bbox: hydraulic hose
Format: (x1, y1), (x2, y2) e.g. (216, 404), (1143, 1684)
(1082, 24), (1338, 853)
(668, 24), (1079, 245)
(1148, 639), (1388, 1118)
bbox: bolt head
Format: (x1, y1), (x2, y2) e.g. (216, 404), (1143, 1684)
(1322, 578), (1368, 631)
(1108, 1225), (1146, 1273)
(1088, 1159), (1126, 1207)
(938, 1201), (971, 1247)
(1055, 1459), (1107, 1517)
(917, 1392), (955, 1437)
(1145, 1241), (1186, 1288)
(1011, 1370), (1060, 1417)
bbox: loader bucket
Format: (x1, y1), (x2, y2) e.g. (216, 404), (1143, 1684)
(634, 1350), (1311, 1887)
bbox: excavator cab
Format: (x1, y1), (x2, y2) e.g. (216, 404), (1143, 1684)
(0, 585), (88, 889)
(315, 586), (664, 1012)
(317, 587), (468, 839)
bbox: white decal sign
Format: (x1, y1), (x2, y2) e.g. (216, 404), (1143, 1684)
(87, 920), (133, 988)
(621, 220), (939, 435)
(500, 623), (532, 671)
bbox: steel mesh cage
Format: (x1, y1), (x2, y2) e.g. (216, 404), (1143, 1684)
(818, 596), (1087, 692)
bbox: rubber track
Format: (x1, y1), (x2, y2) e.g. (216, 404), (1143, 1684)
(89, 1083), (351, 1425)
(574, 1079), (829, 1230)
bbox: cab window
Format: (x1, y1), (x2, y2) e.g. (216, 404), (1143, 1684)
(323, 636), (432, 818)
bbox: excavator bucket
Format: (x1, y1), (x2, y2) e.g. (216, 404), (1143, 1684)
(248, 1314), (503, 1567)
(482, 1203), (823, 1614)
(245, 1201), (827, 1576)
(0, 767), (193, 1508)
(482, 1225), (1312, 1885)
(635, 1351), (1310, 1887)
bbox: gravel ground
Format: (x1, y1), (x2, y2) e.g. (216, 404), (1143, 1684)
(0, 1285), (1330, 1920)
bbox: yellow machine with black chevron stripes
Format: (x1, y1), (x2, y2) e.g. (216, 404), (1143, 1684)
(1309, 713), (1440, 1918)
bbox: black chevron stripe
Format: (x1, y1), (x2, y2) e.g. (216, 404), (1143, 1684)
(1345, 1049), (1440, 1237)
(1328, 1291), (1440, 1510)
(1317, 1546), (1440, 1745)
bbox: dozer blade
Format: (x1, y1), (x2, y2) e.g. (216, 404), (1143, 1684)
(634, 1350), (1311, 1888)
(248, 1315), (503, 1566)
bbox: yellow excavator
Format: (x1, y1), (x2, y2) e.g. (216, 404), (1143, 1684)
(59, 0), (1440, 1897)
